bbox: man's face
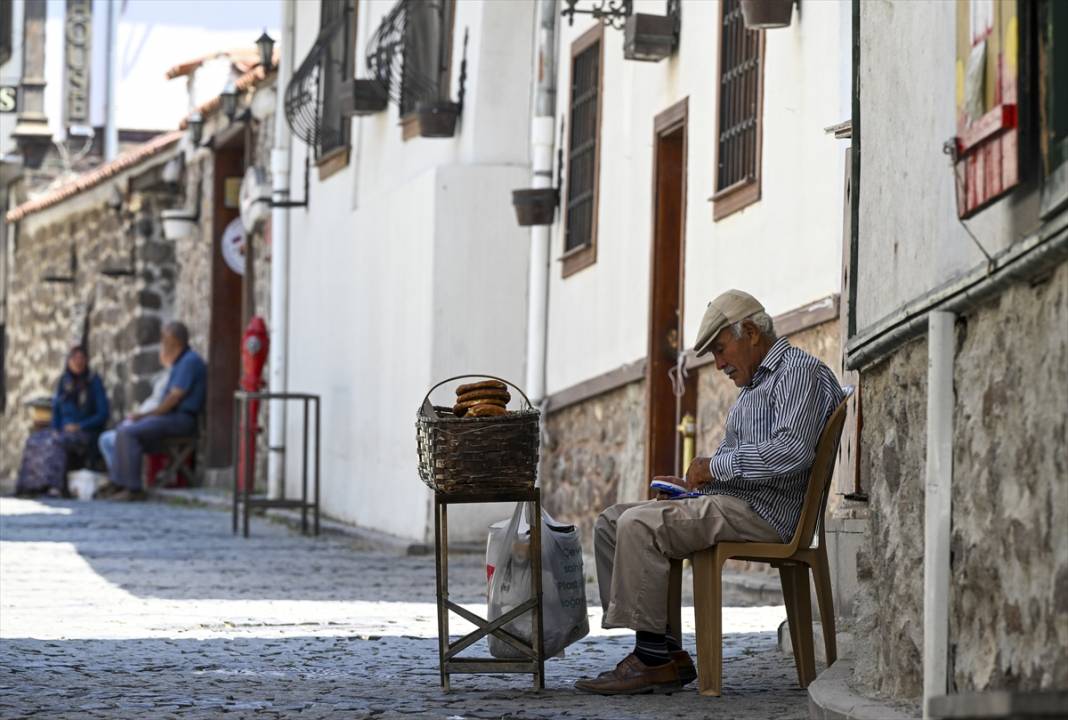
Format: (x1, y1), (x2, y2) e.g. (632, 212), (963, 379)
(708, 324), (765, 388)
(159, 332), (180, 368)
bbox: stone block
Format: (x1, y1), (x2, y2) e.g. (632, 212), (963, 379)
(137, 290), (162, 310)
(141, 240), (173, 265)
(133, 315), (161, 345)
(131, 349), (161, 375)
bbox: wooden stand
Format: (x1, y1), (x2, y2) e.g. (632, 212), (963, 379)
(434, 488), (545, 691)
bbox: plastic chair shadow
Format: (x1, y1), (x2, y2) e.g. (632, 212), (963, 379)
(668, 395), (850, 697)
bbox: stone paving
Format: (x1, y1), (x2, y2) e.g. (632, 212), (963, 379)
(0, 496), (810, 719)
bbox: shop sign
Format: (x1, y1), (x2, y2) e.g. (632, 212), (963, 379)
(63, 0), (92, 129)
(0, 86), (16, 113)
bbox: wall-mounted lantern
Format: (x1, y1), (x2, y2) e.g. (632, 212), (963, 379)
(220, 79), (239, 122)
(256, 30), (275, 71)
(187, 112), (205, 146)
(740, 0), (796, 30)
(623, 0), (680, 62)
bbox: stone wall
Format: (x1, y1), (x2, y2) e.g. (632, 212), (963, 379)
(0, 187), (180, 488)
(850, 259), (1068, 701)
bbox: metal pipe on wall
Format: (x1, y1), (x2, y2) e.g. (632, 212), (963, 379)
(923, 310), (954, 719)
(524, 0), (558, 407)
(267, 0), (296, 500)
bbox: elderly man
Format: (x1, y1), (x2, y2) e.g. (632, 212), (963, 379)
(101, 321), (206, 501)
(575, 289), (844, 695)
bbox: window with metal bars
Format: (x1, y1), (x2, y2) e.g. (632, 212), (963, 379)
(400, 0), (455, 118)
(317, 0), (356, 160)
(712, 0), (764, 221)
(563, 25), (603, 275)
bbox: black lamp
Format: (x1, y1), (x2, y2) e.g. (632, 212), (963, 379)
(623, 0), (680, 62)
(188, 112), (204, 145)
(220, 79), (238, 121)
(256, 30), (275, 71)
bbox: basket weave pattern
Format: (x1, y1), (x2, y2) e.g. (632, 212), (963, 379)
(416, 377), (540, 495)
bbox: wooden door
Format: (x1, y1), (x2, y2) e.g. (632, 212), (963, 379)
(205, 141), (245, 468)
(644, 99), (695, 494)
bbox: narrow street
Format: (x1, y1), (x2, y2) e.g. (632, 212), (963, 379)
(0, 496), (808, 719)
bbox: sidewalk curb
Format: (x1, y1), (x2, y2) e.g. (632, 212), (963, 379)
(808, 658), (920, 720)
(150, 488), (484, 554)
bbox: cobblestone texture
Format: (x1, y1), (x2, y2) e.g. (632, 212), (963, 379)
(0, 497), (808, 719)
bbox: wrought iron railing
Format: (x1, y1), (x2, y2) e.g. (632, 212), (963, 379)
(285, 13), (351, 156)
(365, 0), (447, 113)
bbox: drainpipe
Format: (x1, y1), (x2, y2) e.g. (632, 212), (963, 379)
(923, 310), (954, 718)
(267, 0), (296, 500)
(525, 0), (558, 405)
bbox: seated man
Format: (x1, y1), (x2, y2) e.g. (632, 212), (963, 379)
(575, 289), (844, 695)
(97, 368), (169, 472)
(101, 321), (206, 501)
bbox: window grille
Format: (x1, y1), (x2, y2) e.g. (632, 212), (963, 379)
(565, 31), (602, 255)
(713, 0), (764, 219)
(318, 0), (356, 158)
(400, 0), (455, 116)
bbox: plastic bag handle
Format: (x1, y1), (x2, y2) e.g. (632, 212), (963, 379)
(421, 374), (535, 411)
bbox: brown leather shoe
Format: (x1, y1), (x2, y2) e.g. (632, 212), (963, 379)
(574, 653), (681, 695)
(111, 489), (146, 502)
(672, 650), (697, 686)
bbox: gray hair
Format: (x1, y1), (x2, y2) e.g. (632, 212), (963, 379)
(730, 311), (777, 341)
(162, 321), (190, 347)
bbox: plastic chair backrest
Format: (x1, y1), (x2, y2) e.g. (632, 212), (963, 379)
(784, 394), (850, 553)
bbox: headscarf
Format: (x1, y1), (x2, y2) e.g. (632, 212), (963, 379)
(58, 345), (92, 411)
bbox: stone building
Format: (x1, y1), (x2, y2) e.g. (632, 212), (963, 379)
(1, 55), (279, 491)
(829, 0), (1068, 715)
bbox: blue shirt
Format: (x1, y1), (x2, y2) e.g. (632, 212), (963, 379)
(165, 348), (207, 416)
(52, 374), (109, 433)
(706, 338), (844, 541)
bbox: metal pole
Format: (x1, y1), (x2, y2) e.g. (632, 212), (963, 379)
(268, 0), (297, 500)
(314, 395), (321, 536)
(301, 396), (309, 535)
(923, 311), (954, 718)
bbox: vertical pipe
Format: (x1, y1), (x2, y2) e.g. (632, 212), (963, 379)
(268, 0), (296, 500)
(924, 311), (954, 718)
(525, 0), (558, 406)
(104, 0), (118, 162)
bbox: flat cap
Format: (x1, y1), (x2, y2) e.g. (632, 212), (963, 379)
(694, 289), (765, 357)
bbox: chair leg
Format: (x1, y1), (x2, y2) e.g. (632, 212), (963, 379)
(778, 565), (804, 685)
(785, 565), (817, 687)
(811, 552), (837, 666)
(667, 559), (683, 647)
(692, 549), (723, 697)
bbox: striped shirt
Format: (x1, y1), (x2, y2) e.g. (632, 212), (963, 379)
(705, 337), (844, 541)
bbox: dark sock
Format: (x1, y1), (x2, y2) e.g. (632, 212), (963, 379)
(634, 631), (671, 666)
(665, 631), (683, 653)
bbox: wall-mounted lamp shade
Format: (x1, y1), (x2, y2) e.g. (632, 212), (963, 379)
(256, 30), (274, 71)
(623, 13), (678, 62)
(161, 208), (198, 241)
(188, 112), (204, 145)
(220, 80), (238, 121)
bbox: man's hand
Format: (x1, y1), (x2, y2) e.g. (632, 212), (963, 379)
(684, 457), (714, 491)
(127, 411), (146, 422)
(651, 475), (683, 500)
(63, 423), (80, 433)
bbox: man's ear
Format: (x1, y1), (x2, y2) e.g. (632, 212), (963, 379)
(744, 320), (761, 346)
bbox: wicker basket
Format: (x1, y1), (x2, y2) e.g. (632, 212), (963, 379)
(416, 375), (540, 495)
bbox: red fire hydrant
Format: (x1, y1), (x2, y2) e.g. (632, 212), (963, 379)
(238, 316), (269, 491)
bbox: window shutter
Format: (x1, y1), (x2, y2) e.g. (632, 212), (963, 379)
(953, 0), (1020, 218)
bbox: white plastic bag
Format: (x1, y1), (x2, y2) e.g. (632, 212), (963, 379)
(67, 469), (107, 501)
(486, 503), (589, 658)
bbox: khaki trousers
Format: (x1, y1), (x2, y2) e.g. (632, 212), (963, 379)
(594, 495), (780, 633)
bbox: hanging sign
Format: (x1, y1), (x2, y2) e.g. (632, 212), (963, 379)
(63, 0), (92, 129)
(220, 217), (246, 276)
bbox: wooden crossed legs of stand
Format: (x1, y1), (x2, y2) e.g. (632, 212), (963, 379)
(434, 489), (545, 691)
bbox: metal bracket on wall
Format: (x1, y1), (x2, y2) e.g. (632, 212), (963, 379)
(561, 0), (633, 29)
(270, 152), (309, 210)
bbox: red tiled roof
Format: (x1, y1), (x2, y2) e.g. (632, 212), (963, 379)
(5, 130), (184, 223)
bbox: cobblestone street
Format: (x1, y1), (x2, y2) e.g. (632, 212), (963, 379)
(0, 497), (809, 719)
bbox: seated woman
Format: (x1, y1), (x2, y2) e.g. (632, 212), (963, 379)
(15, 346), (109, 497)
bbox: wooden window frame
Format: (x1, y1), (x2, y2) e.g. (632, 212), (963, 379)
(710, 0), (765, 222)
(561, 23), (604, 278)
(398, 0), (456, 139)
(316, 0), (356, 173)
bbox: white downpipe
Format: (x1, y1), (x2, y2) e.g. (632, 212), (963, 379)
(923, 311), (955, 718)
(267, 0), (296, 500)
(524, 0), (558, 405)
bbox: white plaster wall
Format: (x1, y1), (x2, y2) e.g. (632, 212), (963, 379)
(856, 0), (1037, 332)
(545, 0), (848, 394)
(284, 0), (534, 543)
